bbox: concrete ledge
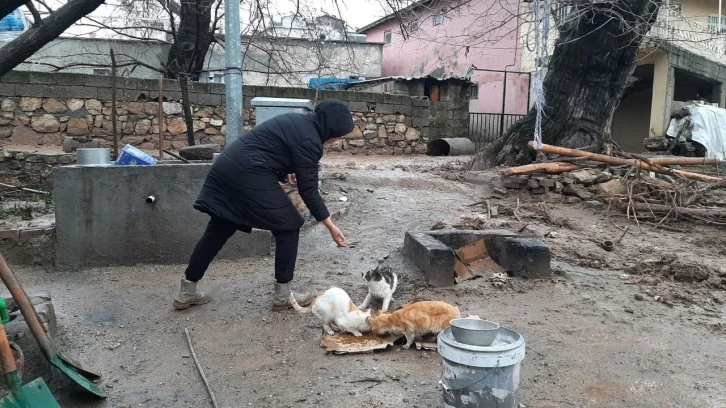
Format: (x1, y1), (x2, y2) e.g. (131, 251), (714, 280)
(404, 229), (552, 286)
(403, 232), (456, 287)
(54, 163), (272, 269)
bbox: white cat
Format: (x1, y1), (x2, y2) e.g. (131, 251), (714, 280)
(290, 287), (372, 337)
(360, 266), (398, 312)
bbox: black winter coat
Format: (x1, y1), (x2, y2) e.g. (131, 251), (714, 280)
(193, 100), (354, 232)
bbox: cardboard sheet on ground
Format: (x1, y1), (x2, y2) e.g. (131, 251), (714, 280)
(321, 332), (403, 354)
(321, 332), (439, 354)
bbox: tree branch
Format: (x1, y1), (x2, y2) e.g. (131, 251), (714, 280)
(25, 1), (43, 25)
(0, 0), (107, 77)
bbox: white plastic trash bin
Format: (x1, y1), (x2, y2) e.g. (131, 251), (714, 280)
(250, 97), (313, 126)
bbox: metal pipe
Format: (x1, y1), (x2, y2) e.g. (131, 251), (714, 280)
(500, 71), (507, 138)
(224, 0), (243, 148)
(158, 76), (164, 160)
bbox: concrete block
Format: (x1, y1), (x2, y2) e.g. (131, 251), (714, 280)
(56, 73), (86, 86)
(0, 71), (30, 84)
(96, 87), (113, 101)
(348, 101), (369, 113)
(69, 86), (97, 99)
(197, 93), (221, 106)
(393, 104), (413, 116)
(44, 85), (71, 99)
(375, 104), (394, 114)
(84, 75), (111, 88)
(403, 232), (455, 287)
(0, 83), (14, 97)
(179, 143), (220, 160)
(406, 229), (552, 282)
(53, 164), (272, 269)
(20, 84), (44, 97)
(487, 236), (552, 279)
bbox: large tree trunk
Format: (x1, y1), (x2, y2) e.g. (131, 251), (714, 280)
(0, 0), (106, 76)
(164, 0), (214, 80)
(470, 0), (662, 169)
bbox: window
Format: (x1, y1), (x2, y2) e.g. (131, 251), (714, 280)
(708, 14), (726, 33)
(469, 85), (478, 100)
(410, 20), (419, 31)
(433, 14), (443, 26)
(384, 31), (392, 45)
(93, 69), (111, 76)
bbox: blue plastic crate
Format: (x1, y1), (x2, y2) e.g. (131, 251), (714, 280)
(115, 144), (158, 166)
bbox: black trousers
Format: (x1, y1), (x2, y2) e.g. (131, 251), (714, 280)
(184, 216), (300, 284)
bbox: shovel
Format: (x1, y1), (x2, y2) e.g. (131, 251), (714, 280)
(0, 254), (105, 398)
(0, 321), (60, 408)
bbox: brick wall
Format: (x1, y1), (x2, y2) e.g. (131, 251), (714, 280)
(0, 71), (433, 155)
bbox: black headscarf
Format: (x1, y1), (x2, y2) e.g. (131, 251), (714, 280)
(312, 99), (355, 142)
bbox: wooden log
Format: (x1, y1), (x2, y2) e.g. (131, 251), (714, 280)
(502, 161), (583, 176)
(646, 157), (721, 165)
(527, 142), (723, 182)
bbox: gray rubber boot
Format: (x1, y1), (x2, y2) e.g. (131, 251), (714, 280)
(173, 279), (211, 310)
(273, 282), (314, 311)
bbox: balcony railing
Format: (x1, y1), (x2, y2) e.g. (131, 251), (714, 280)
(646, 8), (726, 63)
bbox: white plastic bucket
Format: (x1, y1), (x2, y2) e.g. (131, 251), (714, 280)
(438, 326), (526, 407)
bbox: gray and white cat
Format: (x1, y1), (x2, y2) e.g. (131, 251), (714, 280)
(360, 266), (398, 312)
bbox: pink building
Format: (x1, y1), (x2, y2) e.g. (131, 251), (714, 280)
(358, 0), (530, 117)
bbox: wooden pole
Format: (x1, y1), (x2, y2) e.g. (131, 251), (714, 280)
(527, 142), (723, 182)
(110, 49), (118, 160)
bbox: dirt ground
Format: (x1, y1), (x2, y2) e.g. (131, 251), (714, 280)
(3, 154), (726, 408)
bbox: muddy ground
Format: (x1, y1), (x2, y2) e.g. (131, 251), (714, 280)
(2, 154), (726, 408)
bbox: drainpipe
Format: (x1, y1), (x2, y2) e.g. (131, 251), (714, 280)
(720, 0), (723, 53)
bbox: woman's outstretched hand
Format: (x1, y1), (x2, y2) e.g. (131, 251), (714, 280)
(322, 218), (347, 247)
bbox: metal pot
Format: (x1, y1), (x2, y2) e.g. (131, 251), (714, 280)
(76, 148), (111, 166)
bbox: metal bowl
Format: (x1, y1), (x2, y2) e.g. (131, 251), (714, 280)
(76, 148), (111, 166)
(449, 318), (500, 346)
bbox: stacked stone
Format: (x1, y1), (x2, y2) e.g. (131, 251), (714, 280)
(0, 97), (232, 151)
(332, 112), (426, 155)
(502, 169), (625, 202)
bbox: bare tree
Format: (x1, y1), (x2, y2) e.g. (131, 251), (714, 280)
(0, 0), (107, 76)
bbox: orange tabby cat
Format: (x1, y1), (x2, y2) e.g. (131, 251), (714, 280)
(367, 301), (460, 349)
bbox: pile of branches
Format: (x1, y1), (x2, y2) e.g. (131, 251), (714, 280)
(503, 142), (726, 227)
(617, 176), (726, 226)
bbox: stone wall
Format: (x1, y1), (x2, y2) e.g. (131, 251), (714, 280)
(350, 78), (471, 140)
(0, 71), (432, 154)
(0, 149), (74, 190)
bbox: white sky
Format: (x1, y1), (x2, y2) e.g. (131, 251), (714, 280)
(253, 0), (388, 30)
(24, 0), (389, 31)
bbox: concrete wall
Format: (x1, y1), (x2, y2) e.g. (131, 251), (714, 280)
(12, 36), (382, 87)
(361, 0), (529, 114)
(0, 71), (433, 154)
(53, 163), (272, 269)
